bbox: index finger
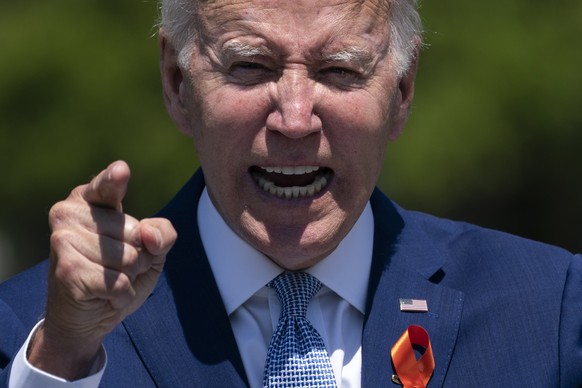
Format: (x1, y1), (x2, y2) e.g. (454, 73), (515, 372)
(81, 161), (131, 211)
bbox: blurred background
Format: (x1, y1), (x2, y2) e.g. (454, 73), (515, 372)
(1, 1), (581, 281)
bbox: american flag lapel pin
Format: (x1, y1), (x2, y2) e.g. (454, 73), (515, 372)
(399, 298), (429, 312)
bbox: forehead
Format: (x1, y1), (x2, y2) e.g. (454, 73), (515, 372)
(196, 0), (391, 56)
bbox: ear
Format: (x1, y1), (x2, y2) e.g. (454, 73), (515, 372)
(388, 42), (420, 141)
(159, 30), (193, 137)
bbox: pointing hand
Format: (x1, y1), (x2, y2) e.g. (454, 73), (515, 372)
(28, 161), (177, 380)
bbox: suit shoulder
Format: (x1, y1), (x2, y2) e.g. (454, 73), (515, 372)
(371, 189), (575, 276)
(400, 207), (575, 286)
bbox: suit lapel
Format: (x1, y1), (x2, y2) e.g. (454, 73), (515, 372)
(122, 171), (249, 387)
(362, 190), (464, 388)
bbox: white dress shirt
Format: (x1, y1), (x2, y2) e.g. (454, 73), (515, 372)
(198, 189), (374, 387)
(9, 188), (374, 388)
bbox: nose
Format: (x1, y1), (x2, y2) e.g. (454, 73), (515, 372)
(266, 69), (322, 138)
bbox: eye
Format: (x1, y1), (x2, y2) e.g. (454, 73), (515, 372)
(232, 61), (267, 71)
(318, 66), (365, 88)
(322, 67), (355, 76)
(228, 61), (274, 85)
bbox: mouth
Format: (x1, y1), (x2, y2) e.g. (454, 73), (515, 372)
(250, 166), (333, 199)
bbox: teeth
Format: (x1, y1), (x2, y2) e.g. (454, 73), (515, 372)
(307, 184), (315, 196)
(261, 166), (319, 175)
(254, 170), (330, 199)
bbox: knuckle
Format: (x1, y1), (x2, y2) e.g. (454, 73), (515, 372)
(147, 218), (177, 249)
(109, 273), (134, 297)
(49, 231), (90, 292)
(48, 201), (69, 227)
(125, 221), (142, 247)
(122, 245), (141, 276)
(51, 255), (83, 294)
(49, 229), (65, 250)
(53, 255), (75, 280)
(105, 239), (125, 262)
(49, 229), (76, 257)
(49, 199), (86, 230)
(50, 232), (67, 257)
(157, 218), (176, 233)
(104, 242), (140, 278)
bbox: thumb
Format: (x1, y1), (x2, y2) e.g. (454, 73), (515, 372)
(81, 161), (131, 211)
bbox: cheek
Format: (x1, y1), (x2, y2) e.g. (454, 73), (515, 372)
(192, 88), (269, 161)
(325, 93), (393, 168)
(198, 87), (270, 140)
(191, 87), (273, 212)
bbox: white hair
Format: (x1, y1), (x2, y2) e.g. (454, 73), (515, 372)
(159, 0), (422, 77)
(388, 0), (422, 76)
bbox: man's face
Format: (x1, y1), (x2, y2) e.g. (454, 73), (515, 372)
(161, 0), (417, 270)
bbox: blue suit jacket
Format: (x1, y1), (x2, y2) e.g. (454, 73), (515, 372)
(1, 171), (581, 387)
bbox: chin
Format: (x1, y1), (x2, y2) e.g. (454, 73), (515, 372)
(267, 252), (329, 271)
(258, 232), (340, 270)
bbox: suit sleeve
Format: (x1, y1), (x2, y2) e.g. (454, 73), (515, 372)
(559, 253), (582, 387)
(6, 321), (105, 388)
(1, 298), (106, 388)
(0, 299), (27, 387)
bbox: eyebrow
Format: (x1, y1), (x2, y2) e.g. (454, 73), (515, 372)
(221, 41), (270, 62)
(221, 41), (375, 70)
(323, 48), (373, 63)
(322, 47), (375, 70)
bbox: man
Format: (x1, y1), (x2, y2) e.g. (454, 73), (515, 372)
(1, 0), (581, 387)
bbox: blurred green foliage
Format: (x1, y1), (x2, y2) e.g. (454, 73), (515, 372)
(389, 0), (582, 251)
(1, 1), (580, 280)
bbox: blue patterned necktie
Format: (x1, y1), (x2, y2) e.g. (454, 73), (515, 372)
(263, 272), (337, 387)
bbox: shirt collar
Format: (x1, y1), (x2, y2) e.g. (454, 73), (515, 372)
(197, 188), (374, 315)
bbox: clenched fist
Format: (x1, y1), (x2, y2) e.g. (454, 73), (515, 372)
(28, 161), (177, 380)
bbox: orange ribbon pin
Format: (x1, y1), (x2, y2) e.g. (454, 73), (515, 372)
(391, 325), (435, 387)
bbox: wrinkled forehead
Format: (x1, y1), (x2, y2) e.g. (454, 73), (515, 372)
(195, 0), (392, 39)
(196, 0), (391, 15)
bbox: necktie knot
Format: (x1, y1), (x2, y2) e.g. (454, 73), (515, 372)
(264, 272), (336, 387)
(268, 272), (322, 318)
